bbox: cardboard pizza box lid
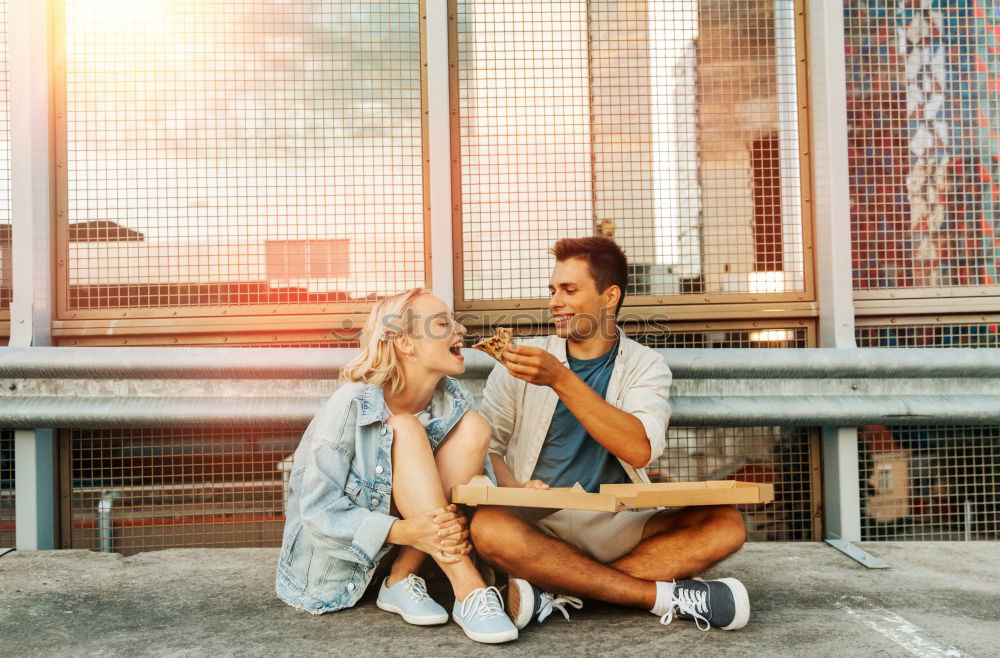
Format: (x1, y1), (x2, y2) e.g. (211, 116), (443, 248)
(452, 476), (624, 512)
(452, 476), (774, 511)
(601, 480), (775, 507)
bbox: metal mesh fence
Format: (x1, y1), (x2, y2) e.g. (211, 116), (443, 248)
(654, 427), (818, 541)
(638, 324), (816, 540)
(856, 317), (999, 540)
(64, 423), (819, 550)
(630, 325), (809, 349)
(64, 337), (356, 554)
(1, 0), (11, 311)
(67, 428), (298, 554)
(455, 0), (806, 304)
(859, 425), (999, 541)
(856, 317), (1000, 348)
(464, 324), (811, 349)
(1, 430), (13, 546)
(845, 2), (1000, 293)
(61, 0), (427, 313)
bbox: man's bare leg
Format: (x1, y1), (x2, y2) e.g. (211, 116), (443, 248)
(470, 504), (745, 609)
(470, 506), (657, 609)
(611, 505), (746, 582)
(387, 411), (492, 588)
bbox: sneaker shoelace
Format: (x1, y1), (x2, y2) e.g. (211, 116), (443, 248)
(537, 592), (583, 623)
(659, 583), (711, 631)
(402, 574), (433, 603)
(460, 586), (507, 621)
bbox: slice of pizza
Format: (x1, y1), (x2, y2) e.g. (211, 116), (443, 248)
(471, 327), (513, 364)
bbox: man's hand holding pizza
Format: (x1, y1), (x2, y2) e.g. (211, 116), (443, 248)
(503, 344), (571, 388)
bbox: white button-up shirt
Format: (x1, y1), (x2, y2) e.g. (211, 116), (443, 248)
(480, 328), (673, 486)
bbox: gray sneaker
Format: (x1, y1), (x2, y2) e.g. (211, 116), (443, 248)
(659, 577), (750, 631)
(506, 576), (583, 629)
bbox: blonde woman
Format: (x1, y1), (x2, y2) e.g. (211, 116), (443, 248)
(276, 289), (518, 644)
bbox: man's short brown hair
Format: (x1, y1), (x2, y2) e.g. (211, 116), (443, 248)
(550, 236), (629, 314)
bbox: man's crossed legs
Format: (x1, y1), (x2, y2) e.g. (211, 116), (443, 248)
(470, 504), (749, 631)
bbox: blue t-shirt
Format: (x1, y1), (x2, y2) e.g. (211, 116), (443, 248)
(530, 344), (630, 492)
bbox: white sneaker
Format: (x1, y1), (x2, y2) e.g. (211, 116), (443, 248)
(376, 574), (449, 625)
(506, 576), (583, 629)
(452, 586), (518, 644)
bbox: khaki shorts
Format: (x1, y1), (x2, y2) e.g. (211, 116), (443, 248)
(534, 508), (661, 564)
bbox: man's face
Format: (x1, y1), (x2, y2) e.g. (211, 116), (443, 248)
(547, 257), (615, 341)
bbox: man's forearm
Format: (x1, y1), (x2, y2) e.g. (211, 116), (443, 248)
(489, 452), (521, 488)
(551, 371), (650, 468)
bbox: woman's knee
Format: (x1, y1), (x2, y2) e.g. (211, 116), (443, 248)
(386, 413), (425, 438)
(456, 410), (491, 449)
(437, 411), (491, 462)
(386, 414), (430, 455)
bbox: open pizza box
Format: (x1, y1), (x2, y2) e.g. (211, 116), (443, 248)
(452, 476), (774, 512)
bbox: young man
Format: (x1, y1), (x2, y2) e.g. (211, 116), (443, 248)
(472, 237), (749, 632)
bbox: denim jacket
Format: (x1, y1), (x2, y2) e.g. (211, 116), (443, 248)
(275, 376), (494, 614)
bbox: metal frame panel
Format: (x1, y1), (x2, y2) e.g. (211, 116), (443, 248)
(56, 316), (817, 348)
(51, 312), (370, 341)
(854, 296), (1000, 317)
(57, 329), (359, 348)
(855, 287), (1000, 301)
(449, 0), (816, 318)
(455, 301), (819, 332)
(855, 314), (1000, 329)
(51, 0), (433, 326)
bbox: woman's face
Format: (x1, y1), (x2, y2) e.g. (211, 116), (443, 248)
(401, 294), (467, 377)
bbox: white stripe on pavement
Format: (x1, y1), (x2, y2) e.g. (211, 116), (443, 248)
(835, 596), (966, 658)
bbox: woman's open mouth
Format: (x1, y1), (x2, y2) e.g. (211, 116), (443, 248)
(449, 343), (464, 360)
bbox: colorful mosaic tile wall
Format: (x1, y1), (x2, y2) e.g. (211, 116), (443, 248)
(845, 1), (1000, 290)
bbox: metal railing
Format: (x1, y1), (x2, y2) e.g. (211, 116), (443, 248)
(4, 344), (999, 557)
(2, 346), (998, 428)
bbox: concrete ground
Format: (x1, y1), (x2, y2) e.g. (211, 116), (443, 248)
(0, 542), (995, 657)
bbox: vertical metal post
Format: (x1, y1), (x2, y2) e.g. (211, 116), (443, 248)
(426, 0), (455, 310)
(822, 427), (861, 541)
(9, 0), (58, 550)
(14, 430), (57, 550)
(775, 0), (804, 293)
(807, 1), (862, 544)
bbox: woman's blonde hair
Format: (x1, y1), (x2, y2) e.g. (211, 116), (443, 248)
(340, 288), (427, 395)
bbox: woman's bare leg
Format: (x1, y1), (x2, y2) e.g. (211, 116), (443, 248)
(386, 413), (487, 600)
(433, 410), (492, 494)
(388, 411), (492, 587)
